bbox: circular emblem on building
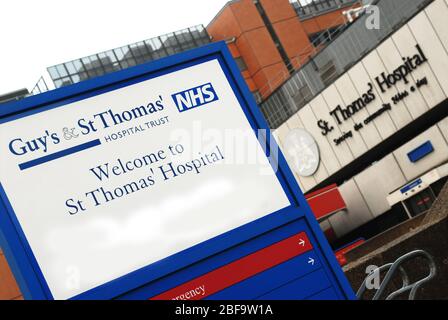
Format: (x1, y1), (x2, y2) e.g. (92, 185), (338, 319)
(284, 129), (320, 177)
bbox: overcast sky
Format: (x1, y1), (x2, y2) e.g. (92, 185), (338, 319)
(0, 0), (230, 95)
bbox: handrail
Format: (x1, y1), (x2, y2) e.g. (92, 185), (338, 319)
(356, 263), (410, 299)
(357, 250), (437, 300)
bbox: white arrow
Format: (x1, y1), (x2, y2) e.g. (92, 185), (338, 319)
(308, 257), (315, 266)
(298, 239), (306, 247)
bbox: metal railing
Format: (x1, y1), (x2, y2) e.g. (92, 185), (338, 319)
(290, 0), (360, 19)
(357, 250), (437, 300)
(30, 76), (49, 95)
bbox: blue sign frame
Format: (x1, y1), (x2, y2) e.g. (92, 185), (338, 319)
(0, 41), (355, 300)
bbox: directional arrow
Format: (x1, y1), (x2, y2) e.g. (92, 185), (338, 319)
(308, 257), (315, 266)
(298, 238), (306, 247)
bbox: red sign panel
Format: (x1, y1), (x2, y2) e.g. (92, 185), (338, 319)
(150, 232), (312, 300)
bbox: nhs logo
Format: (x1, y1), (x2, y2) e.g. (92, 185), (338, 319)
(171, 83), (219, 113)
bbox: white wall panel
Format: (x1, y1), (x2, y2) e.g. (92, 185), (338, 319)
(438, 116), (448, 143)
(354, 154), (407, 217)
(306, 95), (347, 174)
(272, 123), (289, 149)
(329, 179), (374, 238)
(334, 74), (382, 149)
(393, 125), (448, 181)
(348, 61), (397, 141)
(362, 49), (412, 129)
(392, 25), (446, 114)
(286, 113), (305, 130)
(321, 85), (368, 158)
(292, 173), (305, 194)
(425, 0), (448, 52)
(308, 94), (354, 169)
(376, 38), (428, 122)
(272, 130), (281, 147)
(408, 10), (448, 97)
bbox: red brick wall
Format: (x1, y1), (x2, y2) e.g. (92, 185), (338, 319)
(260, 0), (313, 64)
(207, 0), (360, 99)
(207, 0), (290, 96)
(0, 250), (22, 300)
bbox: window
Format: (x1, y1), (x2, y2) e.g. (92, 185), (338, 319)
(47, 25), (210, 88)
(56, 64), (68, 77)
(48, 67), (59, 80)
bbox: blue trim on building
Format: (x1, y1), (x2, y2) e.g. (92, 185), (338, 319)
(407, 141), (434, 163)
(400, 179), (423, 194)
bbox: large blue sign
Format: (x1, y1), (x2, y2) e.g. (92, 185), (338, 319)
(0, 42), (355, 300)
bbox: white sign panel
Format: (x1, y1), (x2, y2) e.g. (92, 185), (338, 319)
(0, 59), (289, 299)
